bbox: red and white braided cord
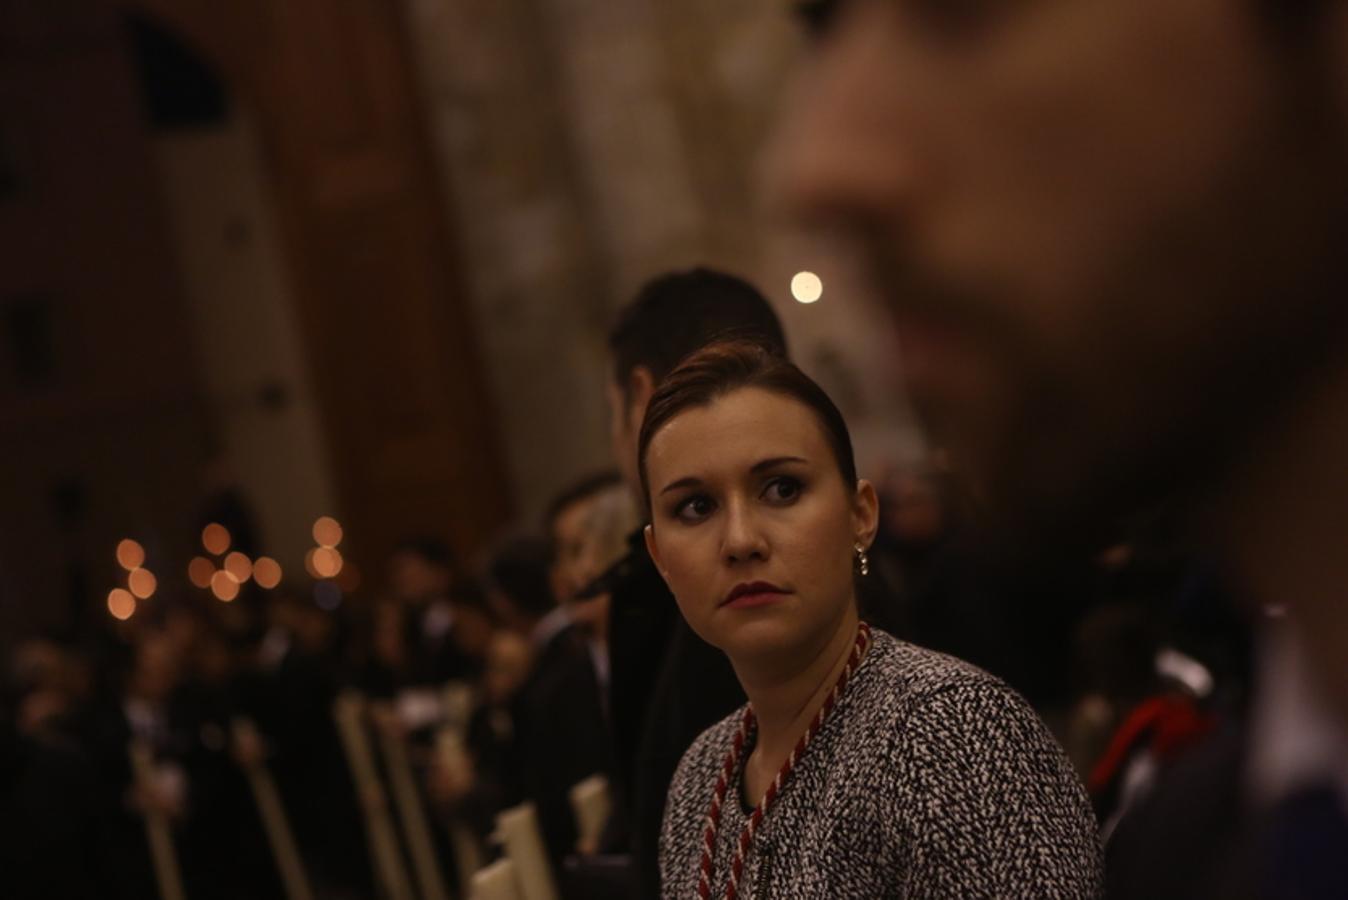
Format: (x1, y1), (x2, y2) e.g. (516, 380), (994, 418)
(696, 622), (872, 900)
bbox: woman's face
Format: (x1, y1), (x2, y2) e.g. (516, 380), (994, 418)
(644, 387), (878, 666)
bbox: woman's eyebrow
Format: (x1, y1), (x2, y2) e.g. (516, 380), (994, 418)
(659, 476), (703, 497)
(751, 456), (808, 473)
(658, 458), (808, 496)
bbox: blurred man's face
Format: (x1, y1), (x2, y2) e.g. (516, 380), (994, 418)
(885, 472), (944, 547)
(292, 606), (335, 654)
(132, 634), (181, 703)
(607, 377), (641, 492)
(768, 1), (1348, 548)
(388, 551), (450, 604)
(484, 631), (533, 705)
(551, 495), (602, 601)
(550, 493), (614, 637)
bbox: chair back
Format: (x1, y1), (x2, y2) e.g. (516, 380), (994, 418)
(495, 803), (559, 900)
(569, 773), (612, 852)
(469, 859), (523, 900)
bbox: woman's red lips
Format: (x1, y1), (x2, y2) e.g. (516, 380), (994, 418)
(722, 581), (789, 609)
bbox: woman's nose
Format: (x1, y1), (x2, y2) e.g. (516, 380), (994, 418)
(721, 497), (769, 564)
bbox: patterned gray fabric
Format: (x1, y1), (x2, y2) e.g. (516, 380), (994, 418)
(659, 629), (1102, 898)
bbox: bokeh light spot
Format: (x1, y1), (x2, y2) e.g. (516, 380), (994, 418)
(312, 516), (343, 549)
(116, 539), (145, 571)
(202, 523), (231, 556)
(253, 556), (282, 590)
(224, 552), (253, 584)
(312, 547), (343, 579)
(108, 588), (136, 621)
(128, 568), (157, 599)
(210, 570), (240, 602)
(791, 271), (823, 304)
(188, 556), (215, 590)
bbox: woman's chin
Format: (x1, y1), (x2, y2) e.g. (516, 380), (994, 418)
(711, 608), (807, 664)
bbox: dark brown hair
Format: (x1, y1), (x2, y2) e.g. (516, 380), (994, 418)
(608, 268), (787, 395)
(543, 469), (622, 563)
(637, 340), (858, 510)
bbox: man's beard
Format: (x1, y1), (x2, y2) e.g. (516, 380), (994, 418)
(878, 220), (1348, 577)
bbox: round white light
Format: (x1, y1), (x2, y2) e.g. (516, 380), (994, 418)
(791, 271), (823, 304)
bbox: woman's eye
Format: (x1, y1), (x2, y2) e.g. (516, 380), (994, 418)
(673, 495), (715, 523)
(763, 476), (803, 504)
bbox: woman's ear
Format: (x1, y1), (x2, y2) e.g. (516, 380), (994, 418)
(644, 523), (668, 582)
(852, 478), (880, 549)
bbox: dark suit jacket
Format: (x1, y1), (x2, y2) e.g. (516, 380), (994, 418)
(409, 600), (483, 686)
(1108, 724), (1253, 898)
(1, 723), (104, 900)
(511, 622), (612, 876)
(600, 530), (745, 899)
(246, 645), (373, 893)
(1106, 721), (1348, 900)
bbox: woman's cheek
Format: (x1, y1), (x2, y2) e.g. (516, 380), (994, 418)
(668, 537), (711, 623)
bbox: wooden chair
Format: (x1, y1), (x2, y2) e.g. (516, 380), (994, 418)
(469, 858), (523, 900)
(494, 803), (559, 900)
(128, 738), (186, 900)
(374, 699), (452, 900)
(568, 773), (612, 854)
(332, 692), (415, 900)
(232, 717), (314, 900)
(435, 728), (486, 895)
(441, 680), (475, 732)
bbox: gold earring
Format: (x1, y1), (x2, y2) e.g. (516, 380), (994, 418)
(854, 542), (869, 577)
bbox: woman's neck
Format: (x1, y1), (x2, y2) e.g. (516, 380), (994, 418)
(733, 607), (861, 791)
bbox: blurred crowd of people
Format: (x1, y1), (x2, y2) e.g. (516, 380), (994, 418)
(11, 0), (1348, 895)
(0, 267), (1260, 896)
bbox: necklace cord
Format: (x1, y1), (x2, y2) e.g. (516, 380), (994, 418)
(696, 621), (873, 900)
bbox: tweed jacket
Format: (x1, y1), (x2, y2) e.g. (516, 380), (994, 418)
(659, 629), (1102, 898)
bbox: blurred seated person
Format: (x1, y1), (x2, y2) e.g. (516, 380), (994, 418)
(388, 536), (485, 685)
(80, 628), (194, 900)
(2, 639), (102, 900)
(174, 619), (281, 899)
(364, 582), (494, 739)
(868, 461), (1101, 714)
(546, 471), (638, 714)
(867, 464), (1022, 686)
(251, 587), (373, 897)
(1070, 601), (1221, 839)
(358, 597), (413, 699)
(88, 621), (281, 900)
(8, 638), (91, 742)
(428, 629), (534, 842)
(487, 536), (611, 879)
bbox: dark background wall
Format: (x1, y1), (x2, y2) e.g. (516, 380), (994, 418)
(0, 0), (510, 642)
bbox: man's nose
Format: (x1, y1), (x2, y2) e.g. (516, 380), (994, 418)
(758, 7), (916, 232)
